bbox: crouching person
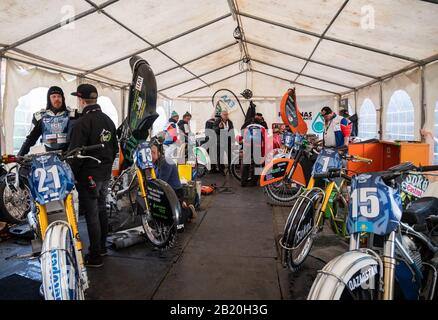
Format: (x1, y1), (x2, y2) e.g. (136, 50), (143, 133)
(150, 135), (197, 226)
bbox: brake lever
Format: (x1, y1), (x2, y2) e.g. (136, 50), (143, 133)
(76, 154), (101, 164)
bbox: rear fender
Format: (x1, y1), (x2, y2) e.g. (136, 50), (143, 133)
(259, 158), (306, 187)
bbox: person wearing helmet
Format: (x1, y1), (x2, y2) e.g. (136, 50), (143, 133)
(150, 135), (197, 224)
(17, 86), (79, 156)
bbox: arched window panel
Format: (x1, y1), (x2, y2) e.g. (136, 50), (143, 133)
(98, 96), (119, 126)
(384, 90), (415, 141)
(13, 87), (48, 153)
(358, 98), (377, 140)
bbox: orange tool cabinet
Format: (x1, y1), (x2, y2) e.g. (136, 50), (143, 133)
(348, 140), (430, 174)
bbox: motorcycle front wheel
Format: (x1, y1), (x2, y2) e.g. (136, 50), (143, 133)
(141, 212), (177, 249)
(40, 221), (85, 300)
(0, 177), (31, 224)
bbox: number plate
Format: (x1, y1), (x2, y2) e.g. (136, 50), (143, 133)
(311, 148), (342, 176)
(347, 173), (402, 236)
(134, 142), (154, 169)
(29, 154), (75, 204)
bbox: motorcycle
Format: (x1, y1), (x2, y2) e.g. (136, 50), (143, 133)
(109, 141), (183, 249)
(308, 162), (438, 300)
(1, 144), (104, 300)
(259, 134), (318, 206)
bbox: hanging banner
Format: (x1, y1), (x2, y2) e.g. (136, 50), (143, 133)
(280, 88), (308, 135)
(118, 55), (159, 168)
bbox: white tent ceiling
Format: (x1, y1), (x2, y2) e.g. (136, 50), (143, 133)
(1, 0), (438, 100)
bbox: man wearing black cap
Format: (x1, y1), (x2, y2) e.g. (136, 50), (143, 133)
(255, 112), (268, 129)
(17, 86), (78, 156)
(69, 83), (117, 267)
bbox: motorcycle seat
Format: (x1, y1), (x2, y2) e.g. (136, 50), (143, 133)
(402, 197), (438, 225)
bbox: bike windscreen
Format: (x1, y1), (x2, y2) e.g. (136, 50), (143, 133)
(211, 89), (245, 116)
(29, 154), (75, 204)
(347, 173), (402, 236)
(280, 89), (307, 135)
(311, 148), (342, 176)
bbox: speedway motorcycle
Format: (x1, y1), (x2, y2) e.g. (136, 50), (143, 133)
(1, 144), (103, 300)
(308, 163), (438, 300)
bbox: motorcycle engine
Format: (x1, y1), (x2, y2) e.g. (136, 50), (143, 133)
(400, 235), (423, 272)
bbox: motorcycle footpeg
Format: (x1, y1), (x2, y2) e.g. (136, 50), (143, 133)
(31, 239), (42, 256)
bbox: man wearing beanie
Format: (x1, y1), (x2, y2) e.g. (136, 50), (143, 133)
(17, 86), (78, 156)
(163, 110), (179, 145)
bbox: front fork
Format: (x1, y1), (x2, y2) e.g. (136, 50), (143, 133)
(382, 231), (396, 300)
(35, 194), (89, 289)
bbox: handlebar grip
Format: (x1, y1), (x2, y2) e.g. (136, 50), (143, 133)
(313, 172), (330, 179)
(82, 144), (105, 152)
(351, 155), (373, 163)
(417, 165), (438, 172)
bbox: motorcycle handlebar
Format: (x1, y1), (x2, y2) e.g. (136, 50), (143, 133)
(1, 144), (104, 164)
(313, 169), (351, 182)
(416, 165), (438, 172)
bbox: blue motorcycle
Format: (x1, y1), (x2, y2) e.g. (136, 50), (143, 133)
(2, 144), (103, 300)
(308, 163), (438, 300)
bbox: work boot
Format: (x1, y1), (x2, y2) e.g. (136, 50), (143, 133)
(84, 254), (103, 268)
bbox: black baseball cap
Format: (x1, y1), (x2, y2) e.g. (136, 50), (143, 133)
(71, 84), (98, 99)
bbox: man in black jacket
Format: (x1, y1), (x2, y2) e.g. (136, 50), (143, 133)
(204, 111), (220, 172)
(215, 110), (235, 175)
(18, 86), (78, 156)
(68, 84), (117, 267)
(177, 112), (192, 142)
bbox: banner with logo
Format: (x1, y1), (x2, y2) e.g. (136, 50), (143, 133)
(279, 89), (307, 135)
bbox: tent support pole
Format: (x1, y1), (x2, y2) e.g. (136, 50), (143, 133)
(354, 90), (358, 115)
(379, 81), (383, 140)
(420, 66), (426, 135)
(0, 56), (4, 153)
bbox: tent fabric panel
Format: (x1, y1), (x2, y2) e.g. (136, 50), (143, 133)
(246, 44), (307, 72)
(156, 67), (194, 90)
(200, 64), (245, 85)
(96, 49), (179, 83)
(0, 0), (92, 46)
(312, 39), (412, 77)
(237, 0), (346, 35)
(158, 16), (237, 64)
(296, 75), (351, 94)
(184, 45), (242, 76)
(17, 12), (148, 71)
(326, 0), (438, 61)
(252, 61), (298, 81)
(161, 78), (205, 98)
(103, 0), (230, 44)
(241, 16), (320, 58)
(303, 62), (374, 88)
